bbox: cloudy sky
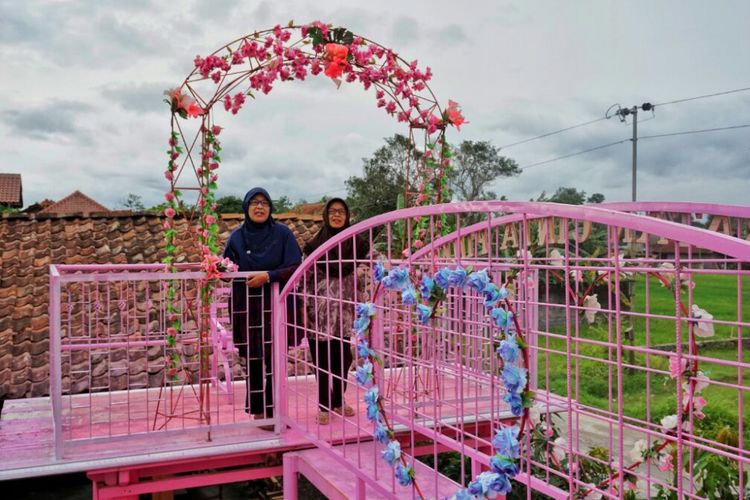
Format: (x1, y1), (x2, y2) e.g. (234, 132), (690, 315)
(1, 0), (748, 209)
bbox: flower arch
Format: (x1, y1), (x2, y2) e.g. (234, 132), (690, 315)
(163, 21), (466, 273)
(160, 21), (465, 400)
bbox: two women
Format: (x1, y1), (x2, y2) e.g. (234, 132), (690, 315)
(224, 191), (367, 427)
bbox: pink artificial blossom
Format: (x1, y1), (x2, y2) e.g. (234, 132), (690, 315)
(211, 125), (222, 136)
(669, 356), (688, 379)
(205, 215), (216, 225)
(165, 192), (175, 202)
(657, 453), (673, 472)
(164, 207), (176, 218)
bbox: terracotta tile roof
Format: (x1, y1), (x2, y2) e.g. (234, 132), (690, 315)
(0, 173), (22, 207)
(0, 212), (321, 400)
(38, 190), (109, 215)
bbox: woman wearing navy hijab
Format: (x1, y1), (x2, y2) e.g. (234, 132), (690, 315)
(224, 187), (302, 428)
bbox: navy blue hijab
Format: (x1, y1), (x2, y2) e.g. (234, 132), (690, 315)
(223, 187), (302, 283)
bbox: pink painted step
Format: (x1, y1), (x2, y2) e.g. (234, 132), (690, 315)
(283, 441), (461, 499)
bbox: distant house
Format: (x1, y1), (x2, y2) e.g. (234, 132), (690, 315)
(38, 190), (109, 215)
(0, 173), (23, 208)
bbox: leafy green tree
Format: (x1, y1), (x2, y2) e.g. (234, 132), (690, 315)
(345, 134), (421, 221)
(536, 187), (587, 205)
(121, 193), (145, 211)
(586, 192), (605, 204)
(215, 195), (243, 213)
(273, 196), (293, 213)
(449, 141), (520, 201)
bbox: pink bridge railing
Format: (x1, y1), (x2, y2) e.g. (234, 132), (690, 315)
(280, 201), (750, 499)
(48, 263), (284, 459)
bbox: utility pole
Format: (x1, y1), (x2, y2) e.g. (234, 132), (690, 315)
(607, 102), (653, 201)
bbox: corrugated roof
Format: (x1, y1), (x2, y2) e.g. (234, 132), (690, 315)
(0, 174), (22, 207)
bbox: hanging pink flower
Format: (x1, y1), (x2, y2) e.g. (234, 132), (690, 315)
(165, 207), (176, 218)
(446, 100), (468, 130)
(324, 43), (349, 79)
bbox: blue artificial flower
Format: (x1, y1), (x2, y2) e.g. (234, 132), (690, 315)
(416, 304), (433, 325)
(501, 365), (527, 394)
(453, 490), (474, 500)
(401, 285), (417, 305)
(382, 440), (401, 466)
(492, 425), (520, 459)
(373, 261), (387, 283)
(382, 267), (410, 291)
(454, 489), (474, 500)
(448, 265), (468, 288)
(358, 339), (374, 359)
(490, 453), (520, 477)
(498, 286), (509, 300)
(367, 401), (381, 423)
(504, 392), (524, 417)
(355, 302), (377, 318)
(483, 284), (503, 308)
(374, 422), (390, 444)
(488, 471), (512, 494)
(434, 267), (453, 289)
(491, 307), (514, 330)
(467, 478), (484, 496)
(364, 386), (379, 406)
(466, 269), (490, 293)
(395, 463), (414, 486)
(497, 334), (520, 364)
(355, 362), (373, 387)
(353, 315), (371, 335)
(419, 275), (434, 299)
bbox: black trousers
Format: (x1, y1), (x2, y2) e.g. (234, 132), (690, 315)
(309, 338), (354, 411)
(245, 354), (273, 417)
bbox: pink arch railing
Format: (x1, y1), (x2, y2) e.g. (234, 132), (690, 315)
(280, 201), (750, 499)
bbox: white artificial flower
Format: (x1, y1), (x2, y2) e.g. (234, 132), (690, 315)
(516, 249), (533, 262)
(549, 249), (563, 267)
(584, 484), (602, 499)
(570, 269), (583, 282)
(629, 439), (648, 462)
(552, 437), (567, 462)
(583, 294), (601, 324)
(691, 304), (715, 337)
(660, 414), (678, 430)
(684, 371), (711, 394)
(528, 406), (541, 425)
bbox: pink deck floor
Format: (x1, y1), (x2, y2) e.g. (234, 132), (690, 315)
(0, 368), (532, 481)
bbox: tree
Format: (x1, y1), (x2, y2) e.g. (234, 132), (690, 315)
(449, 141), (520, 201)
(537, 187), (587, 205)
(346, 134), (420, 221)
(273, 196), (293, 213)
(586, 193), (605, 204)
(215, 195), (243, 213)
(121, 193), (145, 211)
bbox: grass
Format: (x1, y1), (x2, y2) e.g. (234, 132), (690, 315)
(535, 273), (750, 447)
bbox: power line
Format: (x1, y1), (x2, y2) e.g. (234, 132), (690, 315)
(516, 122), (749, 172)
(518, 139), (628, 171)
(639, 123), (750, 140)
(653, 86), (750, 107)
(498, 117), (607, 150)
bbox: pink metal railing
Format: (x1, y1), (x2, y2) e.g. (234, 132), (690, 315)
(48, 264), (281, 459)
(280, 201), (750, 499)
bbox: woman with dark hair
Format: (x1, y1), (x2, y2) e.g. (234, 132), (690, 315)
(303, 198), (369, 425)
(223, 187), (302, 429)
